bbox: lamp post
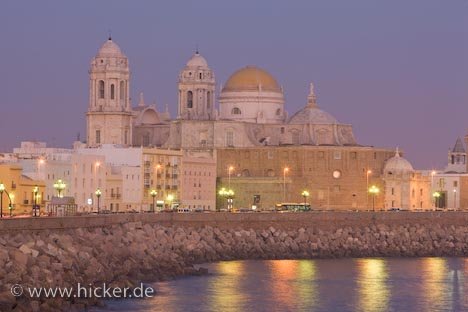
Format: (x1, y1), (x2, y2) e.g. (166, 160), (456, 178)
(432, 191), (441, 209)
(368, 185), (380, 212)
(366, 169), (372, 209)
(283, 167), (289, 203)
(150, 189), (157, 212)
(53, 179), (66, 198)
(301, 190), (310, 210)
(33, 185), (38, 217)
(228, 166), (234, 188)
(95, 189), (102, 213)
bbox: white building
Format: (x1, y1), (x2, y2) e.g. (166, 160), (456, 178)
(382, 149), (431, 210)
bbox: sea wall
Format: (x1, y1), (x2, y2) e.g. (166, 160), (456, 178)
(1, 212), (468, 311)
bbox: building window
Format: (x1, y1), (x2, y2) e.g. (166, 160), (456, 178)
(231, 107), (241, 115)
(266, 169), (275, 177)
(318, 151), (324, 158)
(291, 131), (300, 145)
(334, 151), (341, 160)
(99, 80), (105, 99)
(454, 181), (458, 187)
(241, 169), (250, 177)
(350, 152), (357, 159)
(226, 131), (234, 147)
(280, 127), (285, 134)
(96, 130), (101, 144)
(391, 188), (394, 195)
(120, 81), (125, 99)
(110, 84), (115, 99)
(199, 72), (202, 79)
(124, 130), (128, 145)
(207, 91), (211, 109)
(143, 134), (150, 146)
(187, 91), (193, 108)
(276, 108), (281, 116)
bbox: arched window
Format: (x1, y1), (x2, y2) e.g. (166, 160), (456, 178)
(207, 91), (211, 109)
(276, 108), (281, 116)
(187, 91), (193, 108)
(99, 80), (105, 99)
(266, 169), (275, 177)
(110, 84), (115, 99)
(231, 107), (241, 115)
(120, 81), (125, 100)
(225, 131), (234, 147)
(199, 72), (202, 79)
(241, 169), (250, 177)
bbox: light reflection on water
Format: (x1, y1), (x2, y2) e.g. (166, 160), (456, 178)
(94, 258), (468, 312)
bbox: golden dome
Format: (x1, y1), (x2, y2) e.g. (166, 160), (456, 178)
(222, 66), (281, 93)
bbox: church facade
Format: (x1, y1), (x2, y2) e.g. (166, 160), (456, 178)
(86, 38), (401, 210)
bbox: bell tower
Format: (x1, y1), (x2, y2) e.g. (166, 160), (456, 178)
(177, 51), (215, 120)
(86, 37), (132, 147)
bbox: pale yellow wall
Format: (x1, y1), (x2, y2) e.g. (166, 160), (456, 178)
(0, 164), (45, 216)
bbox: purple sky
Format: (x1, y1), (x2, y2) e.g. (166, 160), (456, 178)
(1, 0), (467, 169)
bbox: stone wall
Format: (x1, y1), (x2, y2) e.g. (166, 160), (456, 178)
(1, 212), (468, 311)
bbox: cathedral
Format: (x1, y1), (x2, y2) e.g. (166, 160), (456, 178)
(86, 37), (357, 150)
(86, 37), (400, 210)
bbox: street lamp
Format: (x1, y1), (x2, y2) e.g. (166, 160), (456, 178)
(150, 189), (157, 212)
(366, 169), (372, 209)
(301, 190), (310, 209)
(53, 179), (66, 198)
(0, 183), (4, 218)
(228, 166), (234, 188)
(368, 185), (380, 212)
(95, 188), (102, 213)
(33, 186), (39, 217)
(432, 191), (441, 209)
(283, 167), (289, 202)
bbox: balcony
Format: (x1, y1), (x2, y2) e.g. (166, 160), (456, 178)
(111, 194), (121, 199)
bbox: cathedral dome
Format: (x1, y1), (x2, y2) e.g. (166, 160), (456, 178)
(384, 149), (414, 173)
(186, 52), (208, 67)
(222, 66), (282, 93)
(289, 107), (337, 124)
(97, 38), (125, 57)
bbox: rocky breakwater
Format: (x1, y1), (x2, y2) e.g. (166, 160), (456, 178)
(1, 218), (468, 311)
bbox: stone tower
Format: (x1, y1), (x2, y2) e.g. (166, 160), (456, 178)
(177, 51), (215, 120)
(86, 37), (132, 147)
(446, 138), (466, 173)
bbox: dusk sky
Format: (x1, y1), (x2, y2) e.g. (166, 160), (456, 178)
(1, 0), (467, 169)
